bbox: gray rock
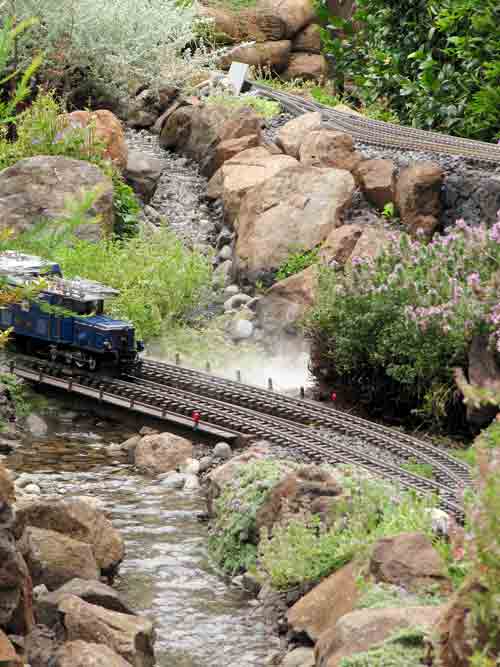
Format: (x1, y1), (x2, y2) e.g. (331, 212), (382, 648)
(213, 442), (232, 460)
(217, 244), (233, 263)
(25, 414), (48, 437)
(23, 483), (41, 495)
(198, 456), (213, 473)
(158, 472), (186, 489)
(214, 259), (233, 288)
(229, 318), (254, 341)
(217, 228), (233, 249)
(224, 293), (252, 312)
(183, 474), (200, 491)
(179, 458), (200, 475)
(124, 150), (163, 204)
(223, 284), (240, 298)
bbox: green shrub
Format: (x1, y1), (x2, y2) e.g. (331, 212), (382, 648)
(315, 0), (500, 141)
(1, 198), (211, 340)
(208, 460), (291, 574)
(258, 472), (438, 589)
(306, 221), (500, 426)
(276, 247), (319, 281)
(205, 93), (281, 118)
(356, 582), (443, 609)
(111, 172), (141, 238)
(339, 627), (427, 667)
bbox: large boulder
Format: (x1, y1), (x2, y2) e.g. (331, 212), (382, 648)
(267, 0), (316, 38)
(315, 605), (444, 667)
(124, 151), (163, 204)
(58, 110), (128, 170)
(0, 464), (15, 507)
(356, 158), (397, 210)
(292, 23), (321, 52)
(235, 165), (355, 280)
(256, 265), (318, 335)
(319, 223), (393, 268)
(134, 432), (193, 476)
(58, 595), (155, 667)
(25, 527), (100, 590)
(282, 53), (328, 80)
(276, 112), (322, 158)
(207, 147), (297, 226)
(160, 104), (262, 177)
(213, 134), (262, 172)
(54, 641), (132, 667)
(219, 40), (292, 72)
(299, 129), (362, 173)
(15, 497), (124, 575)
(395, 161), (444, 238)
(197, 4), (287, 42)
(369, 532), (449, 592)
(0, 527), (33, 633)
(287, 561), (360, 642)
(0, 156), (114, 239)
(36, 578), (135, 627)
(255, 464), (343, 535)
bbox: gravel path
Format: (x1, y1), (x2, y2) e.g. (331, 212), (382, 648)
(125, 129), (223, 248)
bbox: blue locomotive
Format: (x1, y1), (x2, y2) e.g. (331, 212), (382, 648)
(0, 251), (143, 370)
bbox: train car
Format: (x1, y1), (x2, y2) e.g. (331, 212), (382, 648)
(0, 251), (143, 370)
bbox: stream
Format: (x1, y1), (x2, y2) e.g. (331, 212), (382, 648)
(7, 409), (277, 667)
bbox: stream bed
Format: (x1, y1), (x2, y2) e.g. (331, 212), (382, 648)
(7, 412), (276, 667)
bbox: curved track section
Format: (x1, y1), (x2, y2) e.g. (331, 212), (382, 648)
(9, 355), (469, 520)
(249, 82), (500, 164)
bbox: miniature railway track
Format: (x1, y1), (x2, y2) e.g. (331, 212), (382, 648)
(130, 359), (471, 488)
(249, 81), (500, 165)
(10, 355), (470, 520)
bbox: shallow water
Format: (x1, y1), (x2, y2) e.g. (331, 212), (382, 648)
(9, 418), (275, 667)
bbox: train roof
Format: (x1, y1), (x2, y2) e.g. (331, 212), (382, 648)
(42, 277), (119, 301)
(0, 251), (60, 277)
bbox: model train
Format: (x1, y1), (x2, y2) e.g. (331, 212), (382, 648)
(0, 251), (143, 370)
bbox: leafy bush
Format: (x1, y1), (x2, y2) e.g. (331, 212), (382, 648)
(9, 0), (202, 103)
(276, 247), (319, 281)
(205, 93), (281, 118)
(208, 460), (291, 574)
(0, 16), (42, 127)
(1, 198), (211, 340)
(315, 0), (500, 141)
(307, 220), (500, 426)
(258, 471), (438, 589)
(339, 627), (427, 667)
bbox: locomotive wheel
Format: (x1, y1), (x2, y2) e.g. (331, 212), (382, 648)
(88, 356), (97, 371)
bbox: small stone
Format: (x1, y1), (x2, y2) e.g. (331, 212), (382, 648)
(230, 318), (254, 341)
(224, 293), (252, 312)
(183, 474), (200, 491)
(23, 483), (41, 495)
(214, 442), (232, 460)
(223, 285), (240, 298)
(217, 245), (233, 262)
(178, 458), (200, 475)
(15, 473), (34, 488)
(25, 414), (48, 437)
(159, 472), (186, 489)
(198, 456), (213, 472)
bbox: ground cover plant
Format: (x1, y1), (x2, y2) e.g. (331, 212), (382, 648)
(307, 219), (500, 427)
(315, 0), (500, 141)
(205, 93), (281, 119)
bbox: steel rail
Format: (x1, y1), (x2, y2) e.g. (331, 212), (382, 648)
(131, 359), (471, 486)
(249, 82), (500, 164)
(10, 355), (466, 519)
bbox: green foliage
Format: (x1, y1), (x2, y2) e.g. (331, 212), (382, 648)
(208, 460), (290, 574)
(400, 458), (434, 480)
(310, 86), (341, 107)
(0, 16), (42, 127)
(307, 222), (500, 426)
(356, 582), (443, 609)
(339, 627), (427, 667)
(111, 171), (141, 238)
(276, 247), (319, 281)
(315, 0), (500, 141)
(0, 372), (47, 416)
(259, 472), (438, 589)
(1, 195), (211, 340)
(205, 93), (281, 119)
(382, 203), (396, 220)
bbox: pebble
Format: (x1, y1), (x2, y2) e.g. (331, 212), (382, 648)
(179, 458), (201, 475)
(23, 483), (41, 495)
(159, 472), (186, 489)
(224, 293), (252, 312)
(198, 456), (213, 472)
(214, 442), (232, 460)
(183, 474), (200, 491)
(229, 318), (254, 341)
(223, 285), (240, 298)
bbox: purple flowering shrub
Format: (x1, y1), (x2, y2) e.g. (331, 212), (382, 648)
(307, 216), (500, 426)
